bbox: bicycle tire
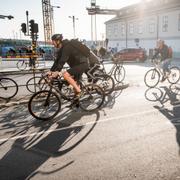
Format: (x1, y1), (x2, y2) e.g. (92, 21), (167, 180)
(26, 76), (42, 93)
(16, 60), (27, 70)
(26, 76), (48, 93)
(144, 87), (163, 102)
(114, 65), (126, 83)
(94, 74), (115, 95)
(28, 90), (61, 121)
(35, 61), (39, 68)
(144, 69), (160, 88)
(79, 84), (105, 112)
(0, 77), (18, 99)
(167, 66), (180, 84)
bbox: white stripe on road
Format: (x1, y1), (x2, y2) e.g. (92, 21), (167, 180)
(0, 104), (180, 142)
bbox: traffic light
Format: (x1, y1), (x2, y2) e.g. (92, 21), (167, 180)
(21, 23), (27, 34)
(29, 20), (39, 34)
(34, 23), (39, 33)
(29, 19), (35, 33)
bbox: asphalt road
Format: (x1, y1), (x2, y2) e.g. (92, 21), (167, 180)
(0, 60), (180, 180)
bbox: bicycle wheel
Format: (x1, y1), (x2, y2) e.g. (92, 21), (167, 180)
(35, 61), (39, 68)
(144, 69), (160, 87)
(167, 66), (180, 84)
(26, 76), (48, 93)
(0, 78), (18, 99)
(79, 84), (105, 112)
(114, 65), (126, 83)
(28, 90), (61, 121)
(16, 60), (27, 70)
(144, 87), (163, 102)
(95, 74), (115, 95)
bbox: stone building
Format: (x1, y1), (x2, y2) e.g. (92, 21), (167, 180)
(105, 0), (180, 57)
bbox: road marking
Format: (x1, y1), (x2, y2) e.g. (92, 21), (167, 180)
(0, 104), (180, 142)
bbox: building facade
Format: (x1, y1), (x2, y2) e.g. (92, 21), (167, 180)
(105, 0), (180, 57)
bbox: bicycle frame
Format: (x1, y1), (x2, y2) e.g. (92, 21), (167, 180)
(98, 59), (123, 76)
(153, 60), (164, 76)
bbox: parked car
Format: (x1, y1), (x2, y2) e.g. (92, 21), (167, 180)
(113, 48), (147, 62)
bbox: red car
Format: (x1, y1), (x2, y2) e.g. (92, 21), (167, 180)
(114, 48), (147, 62)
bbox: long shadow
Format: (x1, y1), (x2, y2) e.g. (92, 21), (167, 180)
(0, 105), (100, 179)
(150, 84), (180, 154)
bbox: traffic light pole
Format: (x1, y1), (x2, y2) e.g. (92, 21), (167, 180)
(21, 14), (39, 92)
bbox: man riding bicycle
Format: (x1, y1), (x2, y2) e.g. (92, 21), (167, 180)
(153, 39), (171, 82)
(47, 34), (90, 98)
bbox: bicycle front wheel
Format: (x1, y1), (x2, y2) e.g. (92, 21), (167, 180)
(28, 90), (61, 121)
(79, 84), (105, 112)
(167, 66), (180, 84)
(26, 76), (48, 93)
(114, 65), (126, 83)
(95, 74), (115, 95)
(16, 60), (27, 70)
(144, 69), (160, 87)
(0, 78), (18, 99)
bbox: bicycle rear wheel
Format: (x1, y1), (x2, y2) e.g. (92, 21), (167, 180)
(28, 90), (61, 120)
(167, 66), (180, 84)
(114, 65), (126, 83)
(79, 84), (105, 112)
(0, 78), (18, 99)
(144, 69), (160, 87)
(35, 61), (39, 68)
(16, 60), (27, 70)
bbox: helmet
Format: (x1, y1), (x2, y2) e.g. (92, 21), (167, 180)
(51, 34), (63, 41)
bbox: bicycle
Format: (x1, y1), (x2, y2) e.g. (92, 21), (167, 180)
(92, 57), (126, 83)
(28, 74), (105, 120)
(87, 64), (115, 95)
(16, 58), (39, 70)
(0, 77), (18, 99)
(144, 58), (180, 87)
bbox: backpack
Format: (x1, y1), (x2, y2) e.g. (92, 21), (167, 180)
(70, 39), (90, 57)
(168, 46), (173, 58)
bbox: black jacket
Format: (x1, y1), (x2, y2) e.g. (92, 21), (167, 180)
(50, 40), (88, 71)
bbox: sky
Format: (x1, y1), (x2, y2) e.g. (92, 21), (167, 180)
(0, 0), (143, 41)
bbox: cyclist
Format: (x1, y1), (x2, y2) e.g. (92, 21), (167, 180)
(47, 34), (90, 98)
(153, 39), (171, 82)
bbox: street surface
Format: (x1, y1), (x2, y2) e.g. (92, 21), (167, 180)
(0, 59), (180, 179)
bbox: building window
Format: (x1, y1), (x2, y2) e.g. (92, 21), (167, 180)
(162, 16), (168, 32)
(129, 23), (134, 34)
(121, 23), (125, 36)
(138, 21), (143, 34)
(114, 24), (118, 37)
(149, 19), (155, 33)
(178, 14), (180, 31)
(107, 26), (112, 37)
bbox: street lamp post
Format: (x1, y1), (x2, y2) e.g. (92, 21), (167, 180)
(69, 15), (78, 39)
(51, 5), (60, 34)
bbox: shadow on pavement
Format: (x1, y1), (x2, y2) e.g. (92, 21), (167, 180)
(145, 84), (180, 154)
(0, 104), (100, 179)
